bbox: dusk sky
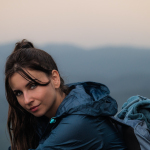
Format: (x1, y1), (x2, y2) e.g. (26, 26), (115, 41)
(0, 0), (150, 48)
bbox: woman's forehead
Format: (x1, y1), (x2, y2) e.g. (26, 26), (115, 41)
(9, 72), (28, 90)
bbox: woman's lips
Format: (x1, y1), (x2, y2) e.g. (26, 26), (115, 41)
(30, 104), (40, 112)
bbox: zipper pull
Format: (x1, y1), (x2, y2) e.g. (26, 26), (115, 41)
(50, 117), (56, 124)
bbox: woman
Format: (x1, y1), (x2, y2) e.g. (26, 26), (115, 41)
(5, 39), (127, 150)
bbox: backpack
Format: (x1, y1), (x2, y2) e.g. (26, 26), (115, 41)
(109, 116), (141, 150)
(111, 95), (150, 150)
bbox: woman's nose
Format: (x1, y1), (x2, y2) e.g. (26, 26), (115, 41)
(24, 92), (34, 105)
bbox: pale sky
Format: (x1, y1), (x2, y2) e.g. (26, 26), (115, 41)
(0, 0), (150, 48)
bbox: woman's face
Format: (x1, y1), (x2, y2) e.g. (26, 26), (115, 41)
(9, 69), (65, 118)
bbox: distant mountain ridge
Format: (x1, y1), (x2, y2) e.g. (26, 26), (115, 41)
(1, 43), (150, 106)
(0, 42), (150, 149)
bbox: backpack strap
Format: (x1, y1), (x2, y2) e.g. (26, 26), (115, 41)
(109, 116), (141, 150)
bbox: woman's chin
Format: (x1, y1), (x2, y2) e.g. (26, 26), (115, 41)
(31, 111), (45, 117)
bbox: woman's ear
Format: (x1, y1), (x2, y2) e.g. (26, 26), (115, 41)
(51, 70), (61, 89)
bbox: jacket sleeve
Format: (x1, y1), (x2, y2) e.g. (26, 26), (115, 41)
(34, 115), (127, 150)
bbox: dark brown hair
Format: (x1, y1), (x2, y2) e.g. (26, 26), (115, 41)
(5, 39), (69, 150)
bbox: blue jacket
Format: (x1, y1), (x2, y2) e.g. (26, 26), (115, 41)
(9, 82), (127, 150)
(29, 82), (127, 150)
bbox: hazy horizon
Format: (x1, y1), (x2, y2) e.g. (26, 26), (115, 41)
(1, 0), (150, 48)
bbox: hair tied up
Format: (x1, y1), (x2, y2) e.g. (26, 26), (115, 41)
(13, 39), (34, 52)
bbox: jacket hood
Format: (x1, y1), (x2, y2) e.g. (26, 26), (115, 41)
(55, 82), (118, 118)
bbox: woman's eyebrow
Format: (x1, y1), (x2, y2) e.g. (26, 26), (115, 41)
(13, 89), (19, 93)
(25, 81), (34, 87)
(12, 81), (32, 92)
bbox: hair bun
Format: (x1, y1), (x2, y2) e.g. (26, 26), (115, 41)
(13, 39), (34, 52)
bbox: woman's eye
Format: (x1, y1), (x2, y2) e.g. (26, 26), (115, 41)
(30, 84), (37, 90)
(15, 91), (23, 97)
